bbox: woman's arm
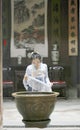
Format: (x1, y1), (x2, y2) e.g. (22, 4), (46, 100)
(23, 66), (31, 90)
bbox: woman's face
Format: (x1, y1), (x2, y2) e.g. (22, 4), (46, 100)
(32, 58), (41, 69)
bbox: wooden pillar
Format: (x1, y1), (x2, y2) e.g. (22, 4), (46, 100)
(78, 0), (80, 84)
(0, 0), (3, 128)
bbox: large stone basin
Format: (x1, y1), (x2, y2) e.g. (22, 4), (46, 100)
(12, 91), (59, 121)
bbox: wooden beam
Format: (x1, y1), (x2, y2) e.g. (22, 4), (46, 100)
(0, 0), (3, 128)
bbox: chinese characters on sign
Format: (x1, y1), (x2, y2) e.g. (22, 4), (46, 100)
(68, 0), (78, 56)
(52, 0), (61, 45)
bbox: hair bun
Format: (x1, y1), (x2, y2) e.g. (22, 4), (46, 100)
(31, 51), (39, 56)
(31, 51), (41, 61)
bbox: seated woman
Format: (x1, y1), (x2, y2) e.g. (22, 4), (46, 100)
(23, 52), (52, 92)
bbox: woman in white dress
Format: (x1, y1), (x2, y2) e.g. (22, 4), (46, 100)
(23, 52), (52, 91)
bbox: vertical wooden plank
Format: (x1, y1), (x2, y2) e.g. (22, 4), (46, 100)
(51, 0), (61, 65)
(0, 0), (3, 128)
(52, 0), (61, 45)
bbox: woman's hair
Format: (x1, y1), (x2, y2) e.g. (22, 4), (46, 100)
(31, 52), (41, 61)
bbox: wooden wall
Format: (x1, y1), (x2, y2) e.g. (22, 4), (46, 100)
(2, 0), (79, 88)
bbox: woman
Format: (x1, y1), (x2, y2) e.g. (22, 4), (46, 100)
(23, 52), (52, 91)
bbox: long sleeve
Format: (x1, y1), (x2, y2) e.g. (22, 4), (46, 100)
(23, 63), (52, 92)
(45, 64), (51, 85)
(23, 65), (32, 90)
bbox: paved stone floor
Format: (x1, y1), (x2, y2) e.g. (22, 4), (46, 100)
(2, 97), (80, 130)
(2, 127), (80, 130)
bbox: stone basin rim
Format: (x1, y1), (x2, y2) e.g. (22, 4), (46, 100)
(12, 91), (59, 98)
